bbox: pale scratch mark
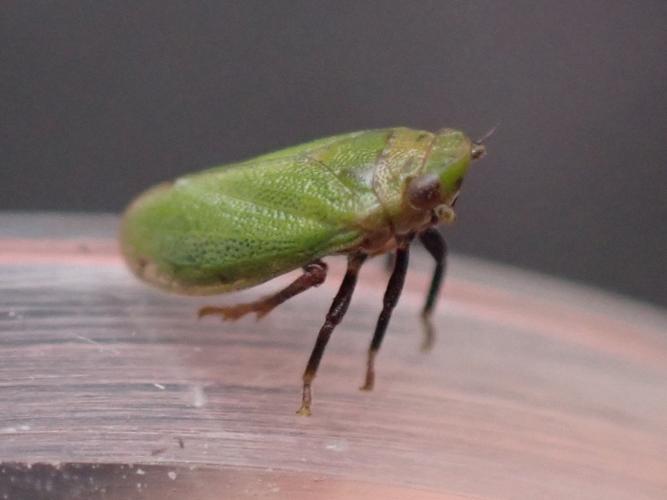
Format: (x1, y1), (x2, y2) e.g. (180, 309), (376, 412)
(72, 334), (121, 355)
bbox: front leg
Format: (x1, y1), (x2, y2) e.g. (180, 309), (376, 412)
(198, 260), (327, 321)
(418, 228), (447, 351)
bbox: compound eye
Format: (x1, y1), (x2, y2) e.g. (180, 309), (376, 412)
(407, 174), (443, 210)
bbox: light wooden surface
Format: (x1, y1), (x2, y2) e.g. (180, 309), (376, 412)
(1, 213), (666, 499)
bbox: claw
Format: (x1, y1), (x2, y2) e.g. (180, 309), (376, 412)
(359, 380), (374, 391)
(296, 404), (312, 417)
(360, 350), (376, 391)
(197, 304), (260, 321)
(297, 383), (313, 416)
(420, 315), (435, 352)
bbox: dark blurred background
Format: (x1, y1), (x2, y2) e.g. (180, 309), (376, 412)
(2, 1), (666, 306)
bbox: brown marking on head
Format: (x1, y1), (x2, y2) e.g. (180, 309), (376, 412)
(407, 174), (443, 210)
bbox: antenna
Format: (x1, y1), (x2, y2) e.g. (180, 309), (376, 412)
(476, 123), (500, 144)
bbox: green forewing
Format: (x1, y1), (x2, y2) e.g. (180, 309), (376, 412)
(121, 129), (394, 294)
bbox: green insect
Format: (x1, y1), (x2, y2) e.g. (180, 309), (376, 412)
(120, 127), (487, 415)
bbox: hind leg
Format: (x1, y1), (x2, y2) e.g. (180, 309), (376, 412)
(198, 260), (327, 321)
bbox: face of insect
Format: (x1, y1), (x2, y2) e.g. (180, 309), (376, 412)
(406, 129), (485, 223)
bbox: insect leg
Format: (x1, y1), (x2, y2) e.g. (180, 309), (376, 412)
(360, 236), (412, 391)
(297, 253), (366, 416)
(384, 252), (395, 273)
(418, 228), (447, 352)
(198, 260), (327, 321)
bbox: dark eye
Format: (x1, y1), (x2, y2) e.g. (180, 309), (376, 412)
(407, 174), (442, 210)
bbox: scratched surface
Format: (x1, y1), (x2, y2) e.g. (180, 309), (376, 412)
(1, 213), (666, 499)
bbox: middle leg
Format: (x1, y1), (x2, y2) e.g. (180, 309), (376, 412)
(297, 253), (366, 416)
(360, 235), (413, 391)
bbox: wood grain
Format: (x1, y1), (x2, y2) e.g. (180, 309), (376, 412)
(1, 213), (666, 499)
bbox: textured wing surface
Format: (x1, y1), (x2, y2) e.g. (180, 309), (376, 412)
(121, 130), (393, 294)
